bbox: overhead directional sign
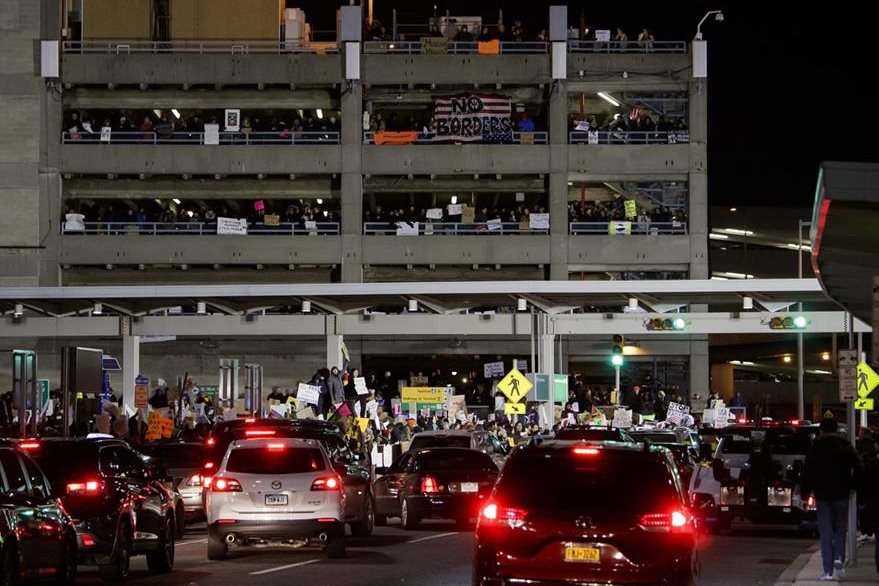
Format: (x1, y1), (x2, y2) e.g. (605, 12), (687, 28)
(498, 368), (533, 403)
(857, 362), (879, 398)
(855, 397), (874, 411)
(504, 402), (526, 415)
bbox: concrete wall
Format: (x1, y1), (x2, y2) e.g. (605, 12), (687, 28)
(171, 0), (282, 41)
(82, 0), (151, 40)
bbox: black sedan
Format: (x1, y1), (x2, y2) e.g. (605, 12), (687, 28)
(374, 448), (499, 530)
(0, 441), (78, 584)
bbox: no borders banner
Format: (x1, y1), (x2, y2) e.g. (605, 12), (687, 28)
(433, 94), (513, 143)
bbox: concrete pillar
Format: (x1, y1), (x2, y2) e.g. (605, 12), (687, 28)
(688, 77), (709, 280)
(689, 336), (710, 401)
(326, 315), (344, 369)
(121, 335), (140, 410)
(548, 76), (569, 281)
(538, 333), (555, 376)
(340, 43), (364, 283)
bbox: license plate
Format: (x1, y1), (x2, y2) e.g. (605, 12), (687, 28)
(460, 482), (479, 493)
(565, 546), (600, 563)
(265, 494), (288, 506)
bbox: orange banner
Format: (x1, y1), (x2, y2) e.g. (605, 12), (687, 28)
(374, 131), (418, 145)
(478, 40), (500, 55)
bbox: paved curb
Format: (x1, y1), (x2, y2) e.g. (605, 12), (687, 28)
(774, 547), (818, 585)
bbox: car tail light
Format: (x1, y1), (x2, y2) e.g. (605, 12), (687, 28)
(738, 418), (747, 424)
(479, 502), (528, 529)
(81, 534), (96, 547)
(639, 509), (693, 533)
(205, 437), (216, 447)
(67, 479), (102, 495)
(245, 429), (276, 437)
(267, 443), (286, 451)
(19, 441), (40, 451)
(245, 417), (256, 423)
(187, 474), (203, 487)
(210, 477), (242, 492)
(573, 447), (600, 456)
(311, 476), (341, 491)
(806, 495), (816, 511)
(421, 475), (439, 493)
(204, 461), (215, 470)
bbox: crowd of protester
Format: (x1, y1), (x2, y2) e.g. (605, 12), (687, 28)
(568, 200), (688, 224)
(363, 202), (547, 225)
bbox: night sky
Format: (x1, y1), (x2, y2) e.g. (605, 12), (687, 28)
(293, 1), (877, 208)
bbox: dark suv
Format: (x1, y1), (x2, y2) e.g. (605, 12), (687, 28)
(203, 418), (375, 537)
(0, 441), (78, 585)
(473, 441), (699, 586)
(24, 438), (177, 582)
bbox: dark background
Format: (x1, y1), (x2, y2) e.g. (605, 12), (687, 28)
(291, 1), (876, 208)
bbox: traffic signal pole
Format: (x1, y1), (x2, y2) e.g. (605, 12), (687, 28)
(615, 364), (621, 406)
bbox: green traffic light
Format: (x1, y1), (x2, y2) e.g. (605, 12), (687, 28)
(673, 317), (686, 330)
(611, 354), (624, 366)
(793, 316), (807, 328)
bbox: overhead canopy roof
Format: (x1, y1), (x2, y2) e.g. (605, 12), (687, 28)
(812, 162), (879, 322)
(0, 279), (831, 317)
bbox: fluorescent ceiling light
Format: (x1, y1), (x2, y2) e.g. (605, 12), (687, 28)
(787, 242), (812, 251)
(597, 92), (621, 107)
(316, 109), (324, 119)
(728, 360), (741, 365)
(171, 109), (181, 119)
(721, 228), (755, 236)
(153, 109), (162, 118)
(172, 198), (181, 205)
(741, 361), (755, 366)
(187, 210), (194, 218)
(719, 271), (754, 279)
(807, 369), (832, 375)
(711, 275), (728, 280)
(709, 233), (729, 240)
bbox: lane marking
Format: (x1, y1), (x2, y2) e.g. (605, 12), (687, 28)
(407, 532), (457, 544)
(177, 538), (208, 546)
(249, 559), (320, 575)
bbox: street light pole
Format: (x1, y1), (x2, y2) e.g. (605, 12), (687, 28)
(695, 10), (724, 40)
(797, 220), (811, 421)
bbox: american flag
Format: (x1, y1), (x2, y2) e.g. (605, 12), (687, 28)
(433, 94), (513, 143)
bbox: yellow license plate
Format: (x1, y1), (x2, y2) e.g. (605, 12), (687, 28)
(564, 546), (600, 563)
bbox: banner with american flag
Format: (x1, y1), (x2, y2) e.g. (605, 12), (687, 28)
(433, 94), (513, 143)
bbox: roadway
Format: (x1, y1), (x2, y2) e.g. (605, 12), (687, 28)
(76, 521), (815, 585)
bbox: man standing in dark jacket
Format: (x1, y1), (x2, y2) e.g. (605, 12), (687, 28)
(802, 418), (862, 581)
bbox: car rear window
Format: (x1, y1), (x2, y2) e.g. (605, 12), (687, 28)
(555, 429), (626, 442)
(225, 447), (326, 475)
(409, 435), (471, 451)
(497, 449), (678, 513)
(141, 445), (203, 469)
(415, 450), (497, 472)
(767, 433), (812, 455)
(720, 437), (751, 454)
(29, 443), (100, 487)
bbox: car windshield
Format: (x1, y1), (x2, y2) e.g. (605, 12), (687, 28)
(140, 445), (204, 469)
(409, 435), (471, 451)
(415, 450), (497, 472)
(496, 449), (678, 513)
(225, 447), (326, 475)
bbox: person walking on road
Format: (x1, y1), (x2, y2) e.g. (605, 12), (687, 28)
(802, 417), (863, 581)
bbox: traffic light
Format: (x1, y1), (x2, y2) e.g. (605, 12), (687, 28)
(646, 316), (687, 331)
(611, 334), (624, 366)
(769, 315), (808, 330)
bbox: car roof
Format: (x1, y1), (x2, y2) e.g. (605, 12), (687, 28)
(521, 439), (669, 456)
(229, 437), (323, 450)
(411, 431), (472, 438)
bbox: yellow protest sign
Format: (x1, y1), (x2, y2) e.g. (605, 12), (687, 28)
(160, 418), (173, 438)
(401, 387), (445, 404)
(356, 418), (369, 432)
(624, 200), (637, 219)
(498, 368), (533, 403)
(855, 397), (874, 411)
(145, 412), (162, 441)
(857, 362), (879, 398)
(504, 402), (526, 415)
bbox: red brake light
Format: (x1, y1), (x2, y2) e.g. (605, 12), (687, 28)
(738, 418), (747, 424)
(789, 419), (800, 425)
(639, 509), (692, 533)
(204, 461), (215, 470)
(421, 475), (439, 493)
(267, 443), (286, 451)
(574, 447), (600, 456)
(479, 502), (527, 529)
(245, 418), (256, 423)
(210, 477), (242, 492)
(67, 479), (102, 495)
(187, 474), (203, 487)
(311, 476), (341, 491)
(245, 429), (276, 437)
(81, 534), (96, 547)
(19, 441), (40, 451)
(206, 437), (216, 447)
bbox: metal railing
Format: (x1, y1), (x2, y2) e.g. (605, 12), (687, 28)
(569, 131), (689, 145)
(363, 40), (548, 54)
(61, 40), (339, 54)
(62, 222), (341, 236)
(364, 222), (548, 235)
(61, 130), (340, 145)
(363, 131), (548, 144)
(567, 40), (687, 54)
(569, 221), (688, 235)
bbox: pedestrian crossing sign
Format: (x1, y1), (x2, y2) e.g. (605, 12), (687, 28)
(857, 362), (879, 398)
(498, 368), (533, 403)
(504, 402), (526, 415)
(855, 397), (874, 411)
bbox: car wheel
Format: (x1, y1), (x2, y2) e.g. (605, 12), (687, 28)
(98, 526), (131, 583)
(146, 516), (175, 573)
(401, 499), (420, 530)
(57, 532), (78, 586)
(1, 545), (20, 586)
(207, 528), (228, 561)
(350, 495), (375, 537)
(325, 538), (346, 559)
